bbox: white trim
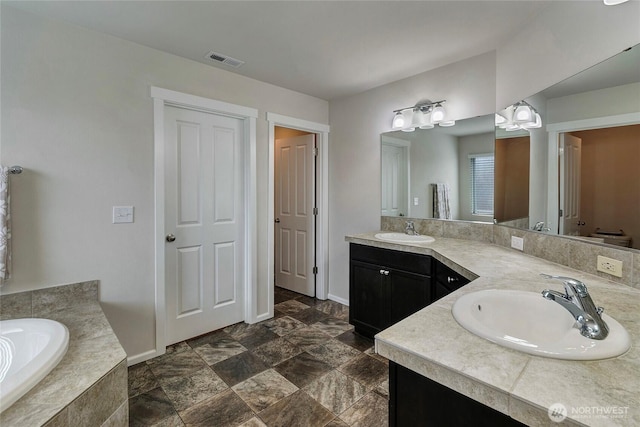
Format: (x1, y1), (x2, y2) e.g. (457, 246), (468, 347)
(150, 87), (258, 119)
(127, 349), (158, 367)
(546, 112), (640, 235)
(150, 86), (257, 363)
(328, 293), (349, 306)
(266, 112), (330, 309)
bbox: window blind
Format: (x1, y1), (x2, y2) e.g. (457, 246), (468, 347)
(469, 154), (494, 216)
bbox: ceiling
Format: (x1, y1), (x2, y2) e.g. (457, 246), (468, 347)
(5, 1), (554, 101)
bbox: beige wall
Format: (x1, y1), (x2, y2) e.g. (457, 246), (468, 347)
(0, 6), (328, 360)
(275, 127), (312, 139)
(495, 136), (530, 223)
(572, 125), (640, 249)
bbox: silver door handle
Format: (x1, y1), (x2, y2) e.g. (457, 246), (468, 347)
(166, 233), (176, 242)
(275, 218), (281, 223)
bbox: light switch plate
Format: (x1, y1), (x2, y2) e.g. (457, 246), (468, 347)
(113, 206), (134, 224)
(511, 236), (524, 251)
(413, 197), (419, 206)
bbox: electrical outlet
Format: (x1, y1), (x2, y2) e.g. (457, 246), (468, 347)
(596, 255), (623, 278)
(510, 236), (524, 251)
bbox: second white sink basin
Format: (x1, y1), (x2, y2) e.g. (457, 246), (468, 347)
(452, 289), (631, 360)
(374, 232), (435, 244)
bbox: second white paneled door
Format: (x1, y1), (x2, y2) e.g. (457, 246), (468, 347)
(275, 134), (315, 297)
(164, 105), (245, 345)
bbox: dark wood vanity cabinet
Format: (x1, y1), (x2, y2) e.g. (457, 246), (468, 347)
(389, 362), (526, 427)
(349, 244), (432, 338)
(433, 260), (470, 302)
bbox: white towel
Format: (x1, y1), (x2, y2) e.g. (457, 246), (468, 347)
(432, 183), (451, 220)
(0, 166), (11, 284)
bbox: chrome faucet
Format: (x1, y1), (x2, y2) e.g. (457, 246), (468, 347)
(540, 274), (609, 340)
(405, 221), (418, 235)
(532, 221), (551, 232)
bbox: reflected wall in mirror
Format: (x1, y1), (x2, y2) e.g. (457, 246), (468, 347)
(494, 129), (529, 228)
(381, 115), (495, 222)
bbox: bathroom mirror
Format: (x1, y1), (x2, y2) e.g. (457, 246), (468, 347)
(380, 44), (639, 253)
(380, 114), (495, 222)
(499, 44), (640, 250)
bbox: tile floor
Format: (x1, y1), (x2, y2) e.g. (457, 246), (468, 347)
(128, 287), (389, 427)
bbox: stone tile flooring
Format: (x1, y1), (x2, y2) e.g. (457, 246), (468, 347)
(128, 287), (389, 426)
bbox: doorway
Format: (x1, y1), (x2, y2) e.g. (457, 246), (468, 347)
(274, 128), (316, 297)
(149, 87), (258, 364)
(267, 113), (330, 316)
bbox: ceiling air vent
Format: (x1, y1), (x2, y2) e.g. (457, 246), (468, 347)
(205, 51), (245, 68)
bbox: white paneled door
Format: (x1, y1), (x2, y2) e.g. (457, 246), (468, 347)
(559, 133), (582, 236)
(275, 134), (315, 297)
(164, 105), (245, 345)
(381, 142), (408, 217)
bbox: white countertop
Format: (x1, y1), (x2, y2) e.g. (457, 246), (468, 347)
(346, 232), (640, 427)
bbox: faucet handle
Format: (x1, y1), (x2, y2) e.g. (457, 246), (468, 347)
(540, 274), (588, 297)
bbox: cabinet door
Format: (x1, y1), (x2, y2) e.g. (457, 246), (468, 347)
(389, 269), (430, 325)
(350, 260), (387, 338)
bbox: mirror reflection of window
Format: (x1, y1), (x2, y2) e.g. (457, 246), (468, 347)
(469, 153), (495, 216)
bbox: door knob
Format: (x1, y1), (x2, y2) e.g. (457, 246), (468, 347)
(166, 233), (176, 242)
(275, 218), (281, 223)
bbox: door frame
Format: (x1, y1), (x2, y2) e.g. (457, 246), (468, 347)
(267, 113), (330, 309)
(380, 136), (410, 218)
(546, 112), (640, 235)
(145, 86), (258, 365)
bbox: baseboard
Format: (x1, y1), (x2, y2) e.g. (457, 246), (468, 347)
(328, 293), (349, 306)
(127, 348), (162, 366)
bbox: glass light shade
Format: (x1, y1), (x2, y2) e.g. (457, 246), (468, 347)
(505, 124), (521, 131)
(495, 113), (507, 126)
(431, 104), (445, 123)
(529, 112), (542, 128)
(411, 109), (428, 128)
(392, 112), (406, 130)
(604, 0), (629, 5)
(401, 127), (415, 132)
(419, 123), (435, 130)
(514, 104), (534, 123)
(520, 112), (542, 129)
(438, 120), (456, 127)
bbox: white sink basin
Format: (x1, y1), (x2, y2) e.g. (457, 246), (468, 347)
(374, 232), (435, 244)
(452, 289), (631, 360)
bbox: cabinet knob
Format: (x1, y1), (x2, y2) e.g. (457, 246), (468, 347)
(447, 276), (459, 283)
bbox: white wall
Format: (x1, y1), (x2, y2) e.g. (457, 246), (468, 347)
(0, 6), (328, 360)
(330, 1), (640, 304)
(546, 82), (640, 124)
(496, 0), (640, 109)
(408, 131), (459, 220)
(328, 51), (497, 302)
(457, 132), (495, 222)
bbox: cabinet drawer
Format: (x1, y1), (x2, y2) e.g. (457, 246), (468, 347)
(350, 244), (431, 276)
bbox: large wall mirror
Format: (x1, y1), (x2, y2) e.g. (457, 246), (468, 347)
(381, 44), (639, 252)
(381, 115), (495, 222)
(507, 44), (640, 250)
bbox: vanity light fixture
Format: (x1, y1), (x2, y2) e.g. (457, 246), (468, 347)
(496, 101), (542, 131)
(603, 0), (629, 5)
(391, 100), (454, 131)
